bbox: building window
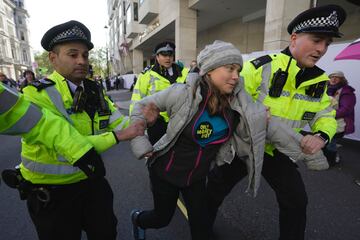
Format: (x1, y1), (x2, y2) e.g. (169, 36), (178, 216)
(133, 2), (138, 21)
(119, 3), (122, 16)
(15, 0), (24, 8)
(1, 38), (6, 57)
(123, 20), (126, 34)
(116, 15), (120, 29)
(0, 17), (4, 29)
(20, 31), (25, 41)
(119, 22), (123, 36)
(11, 47), (15, 59)
(123, 2), (126, 16)
(126, 5), (131, 25)
(8, 25), (14, 37)
(139, 0), (144, 6)
(18, 16), (23, 24)
(23, 49), (28, 62)
(6, 8), (13, 18)
(0, 38), (3, 56)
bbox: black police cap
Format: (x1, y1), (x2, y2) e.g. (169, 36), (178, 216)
(154, 41), (175, 55)
(287, 5), (346, 38)
(41, 20), (94, 51)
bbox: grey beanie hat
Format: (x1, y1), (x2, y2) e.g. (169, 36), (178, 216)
(197, 40), (243, 76)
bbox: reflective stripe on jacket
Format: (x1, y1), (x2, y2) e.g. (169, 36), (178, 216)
(0, 83), (42, 135)
(130, 66), (188, 121)
(241, 52), (337, 155)
(20, 71), (127, 184)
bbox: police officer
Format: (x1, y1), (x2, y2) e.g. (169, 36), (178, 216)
(130, 41), (189, 144)
(20, 20), (146, 240)
(206, 5), (346, 240)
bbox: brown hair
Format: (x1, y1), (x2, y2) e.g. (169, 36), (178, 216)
(193, 75), (232, 115)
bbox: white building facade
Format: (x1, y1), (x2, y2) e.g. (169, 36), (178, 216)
(0, 0), (33, 80)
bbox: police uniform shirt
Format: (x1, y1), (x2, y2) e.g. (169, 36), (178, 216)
(66, 79), (84, 95)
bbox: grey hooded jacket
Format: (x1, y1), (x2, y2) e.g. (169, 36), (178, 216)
(130, 73), (328, 195)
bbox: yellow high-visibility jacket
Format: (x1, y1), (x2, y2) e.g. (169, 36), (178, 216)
(130, 65), (188, 122)
(20, 71), (128, 184)
(241, 50), (336, 155)
(0, 82), (93, 163)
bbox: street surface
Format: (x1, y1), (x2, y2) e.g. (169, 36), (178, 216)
(0, 89), (359, 240)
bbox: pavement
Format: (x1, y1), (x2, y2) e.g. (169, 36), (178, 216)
(107, 89), (132, 111)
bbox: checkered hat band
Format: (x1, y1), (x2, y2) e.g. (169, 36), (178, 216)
(49, 25), (88, 47)
(293, 12), (339, 33)
(156, 45), (174, 54)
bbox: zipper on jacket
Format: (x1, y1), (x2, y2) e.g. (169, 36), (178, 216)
(186, 147), (203, 186)
(165, 150), (175, 172)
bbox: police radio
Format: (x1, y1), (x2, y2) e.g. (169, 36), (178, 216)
(268, 57), (292, 98)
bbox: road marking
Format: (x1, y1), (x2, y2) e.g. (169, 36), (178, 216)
(177, 199), (188, 220)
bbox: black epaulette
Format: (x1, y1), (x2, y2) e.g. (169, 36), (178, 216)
(250, 55), (273, 69)
(30, 78), (55, 91)
(141, 65), (152, 74)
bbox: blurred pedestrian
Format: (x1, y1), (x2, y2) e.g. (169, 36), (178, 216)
(105, 76), (111, 91)
(0, 71), (17, 88)
(189, 60), (200, 73)
(324, 71), (356, 166)
(19, 70), (36, 92)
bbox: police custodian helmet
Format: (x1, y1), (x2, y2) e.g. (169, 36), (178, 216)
(287, 4), (346, 38)
(41, 20), (94, 51)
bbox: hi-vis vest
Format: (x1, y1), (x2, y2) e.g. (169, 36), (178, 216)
(20, 71), (128, 185)
(241, 53), (337, 155)
(0, 82), (93, 163)
(130, 66), (188, 121)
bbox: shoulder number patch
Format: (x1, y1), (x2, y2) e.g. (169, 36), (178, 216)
(250, 55), (273, 69)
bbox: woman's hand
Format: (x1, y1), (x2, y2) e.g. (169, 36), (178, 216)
(300, 134), (326, 154)
(142, 102), (160, 127)
(143, 151), (154, 160)
(115, 120), (146, 141)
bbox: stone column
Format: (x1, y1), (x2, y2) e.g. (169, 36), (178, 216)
(175, 0), (197, 69)
(263, 0), (311, 50)
(132, 49), (144, 74)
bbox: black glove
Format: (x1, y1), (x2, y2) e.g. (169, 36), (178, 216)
(73, 148), (106, 178)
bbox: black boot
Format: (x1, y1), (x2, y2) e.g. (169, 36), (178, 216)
(131, 209), (146, 240)
(324, 150), (337, 167)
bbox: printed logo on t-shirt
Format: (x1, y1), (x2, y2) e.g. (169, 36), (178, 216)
(196, 121), (213, 139)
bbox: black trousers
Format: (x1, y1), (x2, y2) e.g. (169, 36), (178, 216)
(27, 177), (117, 240)
(207, 151), (308, 240)
(138, 172), (211, 240)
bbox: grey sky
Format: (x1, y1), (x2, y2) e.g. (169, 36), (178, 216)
(26, 0), (108, 52)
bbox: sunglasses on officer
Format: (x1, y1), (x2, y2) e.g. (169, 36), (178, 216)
(158, 51), (174, 57)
